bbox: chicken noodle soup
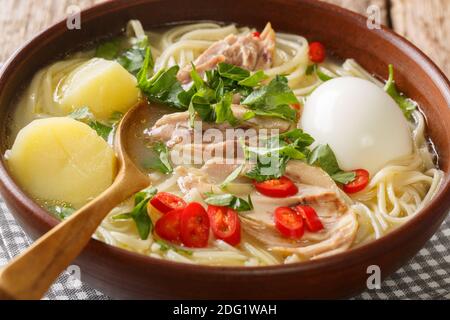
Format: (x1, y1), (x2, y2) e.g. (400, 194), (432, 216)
(5, 21), (443, 266)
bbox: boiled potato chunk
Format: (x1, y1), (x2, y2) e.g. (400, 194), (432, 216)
(59, 58), (139, 120)
(7, 117), (117, 208)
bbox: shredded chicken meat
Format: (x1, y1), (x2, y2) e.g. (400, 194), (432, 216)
(177, 23), (276, 83)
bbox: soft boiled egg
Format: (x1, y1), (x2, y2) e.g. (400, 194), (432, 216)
(300, 77), (413, 175)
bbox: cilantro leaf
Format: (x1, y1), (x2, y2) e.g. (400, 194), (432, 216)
(112, 187), (157, 240)
(316, 67), (334, 82)
(47, 203), (75, 220)
(243, 129), (313, 182)
(245, 157), (288, 182)
(384, 64), (416, 120)
(238, 70), (269, 87)
(96, 36), (153, 76)
(242, 75), (299, 121)
(204, 193), (253, 212)
(307, 144), (340, 176)
(220, 163), (244, 189)
(331, 171), (357, 184)
(156, 240), (193, 256)
(305, 64), (316, 75)
(69, 107), (113, 140)
(68, 106), (93, 120)
(138, 65), (187, 109)
(144, 141), (173, 174)
(87, 120), (113, 140)
(117, 37), (153, 75)
(217, 62), (250, 81)
(95, 40), (120, 60)
(307, 144), (356, 184)
(214, 92), (237, 125)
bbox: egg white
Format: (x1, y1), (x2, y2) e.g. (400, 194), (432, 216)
(300, 77), (413, 175)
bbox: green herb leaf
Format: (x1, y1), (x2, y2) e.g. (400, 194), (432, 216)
(242, 75), (299, 121)
(279, 129), (315, 146)
(47, 204), (75, 220)
(109, 111), (124, 123)
(238, 70), (269, 87)
(220, 163), (244, 189)
(112, 187), (157, 240)
(96, 36), (153, 76)
(384, 64), (416, 120)
(245, 157), (288, 182)
(138, 65), (187, 109)
(304, 64), (334, 81)
(204, 193), (253, 212)
(145, 142), (173, 174)
(87, 120), (113, 140)
(307, 144), (340, 176)
(190, 63), (205, 91)
(156, 240), (193, 256)
(189, 89), (217, 123)
(217, 62), (250, 81)
(243, 129), (313, 182)
(204, 193), (235, 206)
(95, 41), (120, 60)
(331, 171), (356, 184)
(112, 212), (133, 220)
(305, 64), (316, 75)
(118, 36), (153, 75)
(134, 186), (158, 206)
(316, 67), (334, 82)
(214, 92), (237, 125)
(68, 107), (93, 120)
(69, 107), (113, 140)
(229, 195), (254, 212)
(242, 110), (256, 120)
(131, 198), (153, 240)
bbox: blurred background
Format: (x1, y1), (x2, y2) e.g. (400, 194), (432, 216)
(0, 0), (449, 77)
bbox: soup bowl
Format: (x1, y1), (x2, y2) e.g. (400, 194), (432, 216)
(0, 0), (449, 299)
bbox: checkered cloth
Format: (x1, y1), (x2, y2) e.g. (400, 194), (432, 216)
(0, 198), (448, 300)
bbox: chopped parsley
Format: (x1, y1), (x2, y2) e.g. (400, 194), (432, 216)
(307, 144), (355, 184)
(243, 129), (314, 182)
(155, 240), (193, 256)
(137, 59), (299, 125)
(384, 64), (417, 120)
(143, 141), (173, 174)
(112, 187), (157, 240)
(68, 107), (114, 140)
(96, 36), (154, 76)
(204, 193), (254, 212)
(46, 203), (75, 220)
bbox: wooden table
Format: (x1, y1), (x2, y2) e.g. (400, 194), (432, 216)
(0, 0), (449, 77)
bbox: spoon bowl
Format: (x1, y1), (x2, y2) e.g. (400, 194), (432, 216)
(0, 102), (151, 300)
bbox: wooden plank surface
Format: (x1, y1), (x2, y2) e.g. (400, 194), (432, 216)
(322, 0), (388, 23)
(0, 0), (448, 78)
(391, 0), (450, 77)
(0, 0), (103, 63)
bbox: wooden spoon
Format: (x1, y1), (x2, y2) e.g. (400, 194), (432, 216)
(0, 102), (152, 300)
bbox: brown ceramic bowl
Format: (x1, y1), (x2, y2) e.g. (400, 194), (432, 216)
(0, 0), (449, 299)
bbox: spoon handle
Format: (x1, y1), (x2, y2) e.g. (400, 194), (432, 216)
(0, 173), (148, 300)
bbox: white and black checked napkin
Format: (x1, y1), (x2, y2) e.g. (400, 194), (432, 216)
(0, 197), (448, 300)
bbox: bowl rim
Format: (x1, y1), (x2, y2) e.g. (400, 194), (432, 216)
(0, 0), (449, 276)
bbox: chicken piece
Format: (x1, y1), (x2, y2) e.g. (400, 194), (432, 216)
(177, 23), (276, 83)
(170, 140), (242, 166)
(241, 211), (358, 260)
(175, 158), (358, 260)
(175, 166), (223, 195)
(145, 104), (292, 148)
